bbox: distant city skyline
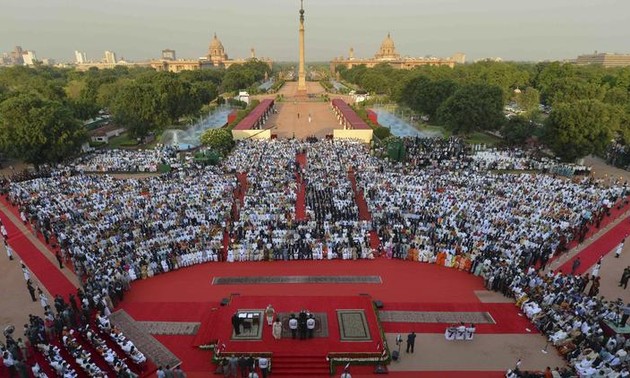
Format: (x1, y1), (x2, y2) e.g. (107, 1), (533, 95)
(1, 0), (629, 63)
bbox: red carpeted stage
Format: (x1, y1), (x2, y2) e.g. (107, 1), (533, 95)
(194, 295), (384, 376)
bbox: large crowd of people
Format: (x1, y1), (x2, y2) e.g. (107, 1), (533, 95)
(3, 136), (630, 376)
(72, 146), (179, 173)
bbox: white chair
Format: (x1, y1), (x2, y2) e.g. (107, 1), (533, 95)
(445, 327), (456, 340)
(455, 326), (466, 340)
(465, 327), (476, 340)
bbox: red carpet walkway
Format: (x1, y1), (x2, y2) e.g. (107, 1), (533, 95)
(347, 168), (371, 221)
(548, 199), (629, 267)
(295, 152), (307, 221)
(557, 214), (630, 275)
(0, 202), (76, 300)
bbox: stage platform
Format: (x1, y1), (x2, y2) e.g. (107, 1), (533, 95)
(194, 295), (384, 375)
(195, 295), (383, 352)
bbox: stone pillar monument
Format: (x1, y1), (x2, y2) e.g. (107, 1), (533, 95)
(297, 0), (307, 93)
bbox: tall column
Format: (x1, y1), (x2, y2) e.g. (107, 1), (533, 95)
(297, 0), (307, 92)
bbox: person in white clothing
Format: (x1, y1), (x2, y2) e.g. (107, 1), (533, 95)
(615, 238), (626, 258)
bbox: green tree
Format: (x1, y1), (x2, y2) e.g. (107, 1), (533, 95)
(419, 79), (458, 120)
(199, 128), (234, 155)
(603, 87), (629, 106)
(360, 71), (389, 94)
(514, 87), (540, 113)
(502, 116), (536, 145)
(436, 84), (504, 134)
(110, 82), (161, 140)
(544, 99), (622, 162)
(0, 93), (86, 166)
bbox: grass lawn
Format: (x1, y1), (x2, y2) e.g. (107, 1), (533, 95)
(106, 133), (138, 149)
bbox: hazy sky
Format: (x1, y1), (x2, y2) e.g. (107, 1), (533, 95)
(1, 0), (629, 63)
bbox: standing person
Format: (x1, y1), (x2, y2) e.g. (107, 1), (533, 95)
(571, 257), (581, 275)
(164, 365), (174, 378)
(406, 331), (416, 353)
(246, 355), (255, 376)
(591, 258), (602, 278)
(173, 366), (186, 378)
(306, 314), (316, 338)
(156, 367), (166, 378)
(615, 239), (626, 258)
(1, 222), (8, 240)
(619, 267), (630, 289)
(272, 318), (282, 340)
(4, 241), (13, 260)
(21, 263), (30, 281)
(238, 355), (248, 378)
(258, 356), (269, 378)
(298, 310), (308, 340)
(232, 313), (241, 335)
(228, 355), (238, 378)
(264, 304), (275, 326)
(288, 314), (298, 339)
(26, 280), (36, 302)
(2, 349), (16, 378)
(55, 251), (63, 269)
(37, 288), (48, 309)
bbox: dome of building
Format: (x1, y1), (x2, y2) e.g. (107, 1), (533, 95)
(210, 33), (224, 51)
(208, 33), (228, 65)
(374, 33), (400, 61)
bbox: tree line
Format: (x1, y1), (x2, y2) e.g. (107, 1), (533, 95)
(0, 60), (271, 166)
(336, 61), (630, 161)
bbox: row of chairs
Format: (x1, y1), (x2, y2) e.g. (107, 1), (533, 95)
(444, 325), (476, 341)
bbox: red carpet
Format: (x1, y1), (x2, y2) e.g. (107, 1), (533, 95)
(236, 172), (248, 206)
(557, 214), (630, 275)
(295, 152), (307, 221)
(122, 260), (485, 304)
(153, 335), (212, 372)
(370, 230), (381, 251)
(196, 296), (382, 354)
(347, 169), (371, 221)
(547, 199), (630, 266)
(116, 259), (533, 376)
(119, 301), (216, 322)
(0, 203), (76, 300)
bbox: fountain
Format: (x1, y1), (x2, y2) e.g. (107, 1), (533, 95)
(161, 105), (233, 151)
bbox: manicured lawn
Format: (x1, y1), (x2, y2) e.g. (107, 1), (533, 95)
(106, 133), (138, 149)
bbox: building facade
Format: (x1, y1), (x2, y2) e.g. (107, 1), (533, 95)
(22, 50), (38, 66)
(330, 33), (463, 73)
(75, 50), (87, 64)
(575, 52), (630, 68)
(104, 50), (117, 64)
(149, 33), (272, 73)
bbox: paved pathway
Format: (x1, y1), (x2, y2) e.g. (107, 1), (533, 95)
(261, 82), (340, 139)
